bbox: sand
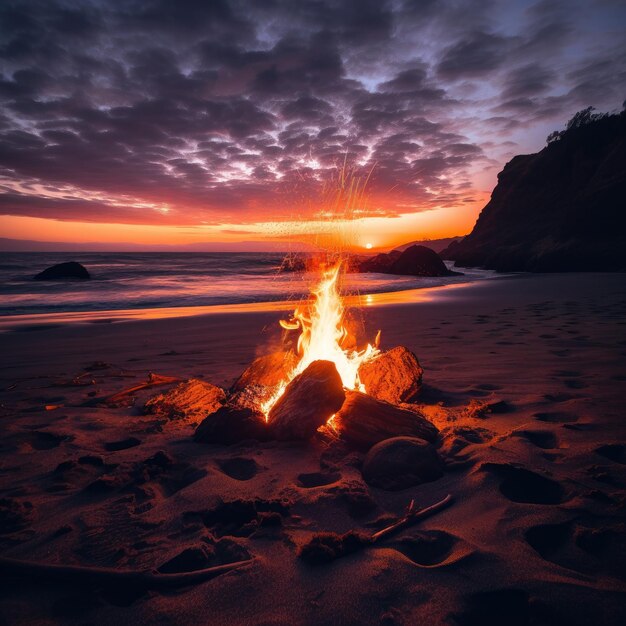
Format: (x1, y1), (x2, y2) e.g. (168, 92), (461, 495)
(1, 273), (625, 625)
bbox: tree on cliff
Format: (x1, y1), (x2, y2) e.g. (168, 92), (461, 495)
(547, 106), (612, 144)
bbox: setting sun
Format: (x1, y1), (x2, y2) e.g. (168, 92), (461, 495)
(365, 243), (373, 249)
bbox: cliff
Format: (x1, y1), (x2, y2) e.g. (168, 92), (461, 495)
(443, 110), (626, 271)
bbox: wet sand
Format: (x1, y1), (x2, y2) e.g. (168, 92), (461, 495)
(1, 273), (625, 625)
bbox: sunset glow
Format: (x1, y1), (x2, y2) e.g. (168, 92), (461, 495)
(0, 2), (622, 250)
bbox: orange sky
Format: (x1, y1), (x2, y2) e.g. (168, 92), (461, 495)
(0, 186), (490, 251)
(0, 200), (485, 251)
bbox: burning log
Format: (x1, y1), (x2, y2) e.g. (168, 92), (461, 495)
(361, 436), (443, 490)
(231, 351), (298, 391)
(228, 384), (273, 413)
(268, 360), (345, 441)
(144, 378), (226, 421)
(357, 346), (423, 405)
(194, 406), (268, 445)
(334, 391), (438, 451)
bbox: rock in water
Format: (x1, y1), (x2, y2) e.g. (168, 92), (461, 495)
(389, 245), (457, 276)
(357, 246), (458, 277)
(268, 360), (345, 441)
(358, 346), (423, 404)
(232, 351), (298, 391)
(358, 251), (401, 273)
(144, 378), (226, 421)
(335, 391), (438, 450)
(362, 436), (443, 490)
(33, 261), (90, 280)
(194, 405), (268, 444)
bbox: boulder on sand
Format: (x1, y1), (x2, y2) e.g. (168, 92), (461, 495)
(268, 360), (345, 441)
(33, 261), (90, 280)
(358, 346), (423, 404)
(362, 436), (443, 490)
(194, 405), (268, 445)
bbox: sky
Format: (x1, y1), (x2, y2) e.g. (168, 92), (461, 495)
(0, 0), (624, 251)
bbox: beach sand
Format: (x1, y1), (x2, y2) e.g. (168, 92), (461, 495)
(1, 273), (625, 625)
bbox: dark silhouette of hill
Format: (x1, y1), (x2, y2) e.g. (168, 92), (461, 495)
(443, 108), (626, 271)
(392, 236), (462, 254)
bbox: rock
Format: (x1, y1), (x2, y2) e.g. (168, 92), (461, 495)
(357, 245), (459, 277)
(442, 110), (626, 271)
(232, 351), (298, 392)
(335, 391), (438, 451)
(390, 245), (458, 276)
(144, 378), (225, 421)
(33, 261), (90, 280)
(359, 251), (401, 273)
(194, 405), (268, 444)
(358, 346), (423, 404)
(362, 436), (443, 490)
(268, 360), (345, 441)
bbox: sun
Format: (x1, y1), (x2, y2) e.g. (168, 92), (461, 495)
(365, 243), (373, 249)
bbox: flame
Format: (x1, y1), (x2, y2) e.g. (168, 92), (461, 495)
(262, 261), (380, 419)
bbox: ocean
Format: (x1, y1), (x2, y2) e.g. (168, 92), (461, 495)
(0, 252), (494, 317)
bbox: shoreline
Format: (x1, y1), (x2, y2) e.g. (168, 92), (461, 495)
(0, 273), (506, 332)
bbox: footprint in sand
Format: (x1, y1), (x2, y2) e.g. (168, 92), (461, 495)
(543, 392), (582, 403)
(483, 463), (566, 504)
(563, 379), (588, 389)
(391, 530), (467, 567)
(16, 431), (73, 451)
(513, 429), (559, 449)
(550, 349), (571, 357)
(526, 520), (626, 581)
(534, 411), (579, 424)
(553, 370), (582, 378)
(474, 383), (503, 391)
(525, 521), (580, 572)
(297, 471), (342, 488)
(104, 437), (141, 451)
(451, 589), (532, 626)
(595, 444), (626, 465)
(217, 457), (260, 481)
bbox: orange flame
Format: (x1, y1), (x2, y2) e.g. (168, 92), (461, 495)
(262, 261), (380, 419)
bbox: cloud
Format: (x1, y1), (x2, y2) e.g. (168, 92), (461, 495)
(0, 0), (623, 229)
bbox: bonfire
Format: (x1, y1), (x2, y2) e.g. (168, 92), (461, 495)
(169, 255), (441, 450)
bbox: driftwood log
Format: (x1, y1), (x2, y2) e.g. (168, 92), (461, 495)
(358, 346), (423, 405)
(335, 391), (438, 450)
(298, 494), (453, 565)
(83, 373), (182, 408)
(144, 378), (225, 421)
(0, 556), (253, 589)
(268, 360), (345, 441)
